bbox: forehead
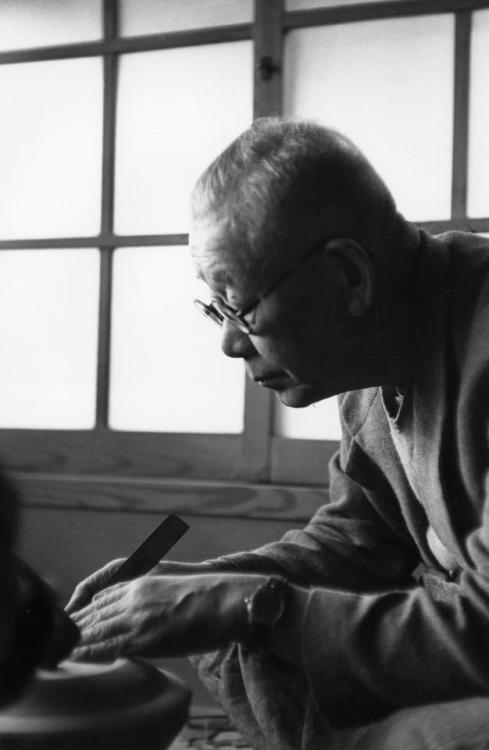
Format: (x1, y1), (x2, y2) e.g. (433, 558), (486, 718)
(189, 220), (255, 292)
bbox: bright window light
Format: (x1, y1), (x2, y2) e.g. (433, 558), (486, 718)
(0, 58), (103, 239)
(274, 397), (341, 440)
(284, 15), (454, 222)
(0, 250), (99, 429)
(109, 247), (245, 433)
(467, 10), (489, 218)
(114, 42), (253, 235)
(120, 0), (253, 36)
(0, 0), (102, 51)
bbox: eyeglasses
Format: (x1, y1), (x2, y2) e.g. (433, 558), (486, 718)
(193, 237), (327, 335)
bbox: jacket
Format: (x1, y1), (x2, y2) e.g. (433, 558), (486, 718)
(193, 230), (489, 744)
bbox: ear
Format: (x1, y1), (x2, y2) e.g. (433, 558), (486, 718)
(324, 238), (375, 318)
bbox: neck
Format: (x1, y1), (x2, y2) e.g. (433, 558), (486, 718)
(328, 300), (415, 392)
(370, 217), (420, 385)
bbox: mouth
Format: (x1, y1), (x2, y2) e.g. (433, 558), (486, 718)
(253, 372), (291, 389)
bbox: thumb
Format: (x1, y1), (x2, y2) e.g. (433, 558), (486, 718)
(65, 559), (126, 614)
(65, 585), (87, 615)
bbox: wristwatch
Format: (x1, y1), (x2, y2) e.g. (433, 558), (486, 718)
(244, 576), (288, 650)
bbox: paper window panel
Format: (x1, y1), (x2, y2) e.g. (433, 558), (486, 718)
(0, 58), (103, 240)
(0, 250), (99, 429)
(0, 0), (102, 51)
(283, 15), (454, 222)
(274, 397), (341, 440)
(467, 10), (489, 218)
(114, 42), (253, 235)
(120, 0), (253, 36)
(109, 247), (245, 433)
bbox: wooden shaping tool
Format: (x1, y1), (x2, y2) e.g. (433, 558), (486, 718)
(104, 513), (190, 587)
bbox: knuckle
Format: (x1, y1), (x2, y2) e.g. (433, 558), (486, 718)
(107, 635), (125, 658)
(127, 579), (142, 600)
(127, 593), (142, 615)
(131, 609), (146, 630)
(107, 559), (123, 574)
(92, 593), (105, 607)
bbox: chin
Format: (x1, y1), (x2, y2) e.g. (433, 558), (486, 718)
(276, 383), (329, 408)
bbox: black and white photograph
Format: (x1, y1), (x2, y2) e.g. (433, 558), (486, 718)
(0, 0), (489, 748)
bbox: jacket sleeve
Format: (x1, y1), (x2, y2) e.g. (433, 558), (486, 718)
(200, 403), (489, 728)
(205, 404), (418, 595)
(191, 422), (422, 738)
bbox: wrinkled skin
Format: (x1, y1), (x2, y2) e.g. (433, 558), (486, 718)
(189, 222), (408, 408)
(69, 572), (265, 663)
(65, 558), (216, 615)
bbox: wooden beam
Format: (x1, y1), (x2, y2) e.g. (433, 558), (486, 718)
(95, 249), (113, 427)
(0, 235), (189, 250)
(284, 0), (489, 29)
(451, 11), (472, 220)
(0, 429), (278, 482)
(12, 471), (329, 522)
(417, 217), (489, 233)
(254, 0), (284, 117)
(100, 0), (118, 238)
(0, 24), (253, 66)
(96, 0), (118, 428)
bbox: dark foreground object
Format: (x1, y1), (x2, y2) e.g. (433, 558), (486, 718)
(0, 658), (191, 749)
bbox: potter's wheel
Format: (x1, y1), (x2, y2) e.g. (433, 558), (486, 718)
(0, 658), (191, 749)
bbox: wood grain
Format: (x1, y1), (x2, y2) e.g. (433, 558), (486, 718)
(10, 472), (329, 522)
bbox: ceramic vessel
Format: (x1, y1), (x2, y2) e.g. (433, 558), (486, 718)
(0, 658), (191, 749)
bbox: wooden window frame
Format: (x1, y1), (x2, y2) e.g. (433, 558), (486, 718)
(0, 0), (488, 521)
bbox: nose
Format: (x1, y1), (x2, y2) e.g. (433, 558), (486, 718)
(220, 320), (256, 359)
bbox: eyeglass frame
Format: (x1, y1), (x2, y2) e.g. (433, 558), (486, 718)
(193, 236), (332, 335)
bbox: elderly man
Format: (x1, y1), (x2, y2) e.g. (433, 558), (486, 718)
(68, 118), (489, 749)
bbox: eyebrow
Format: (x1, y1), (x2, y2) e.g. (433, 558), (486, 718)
(210, 269), (233, 286)
(196, 265), (237, 295)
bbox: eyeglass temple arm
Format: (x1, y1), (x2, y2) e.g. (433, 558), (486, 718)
(238, 238), (327, 316)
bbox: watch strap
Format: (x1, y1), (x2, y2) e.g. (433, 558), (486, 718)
(243, 575), (288, 652)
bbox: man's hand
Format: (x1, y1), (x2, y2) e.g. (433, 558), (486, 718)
(65, 559), (219, 615)
(65, 558), (127, 614)
(69, 573), (267, 663)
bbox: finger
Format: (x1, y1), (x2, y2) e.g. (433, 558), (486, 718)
(92, 581), (128, 604)
(68, 578), (126, 618)
(71, 604), (124, 634)
(65, 574), (105, 613)
(70, 637), (125, 664)
(65, 561), (126, 614)
(65, 584), (92, 614)
(154, 561), (194, 575)
(72, 616), (129, 663)
(73, 582), (129, 617)
(78, 614), (129, 647)
(70, 594), (126, 630)
(70, 599), (100, 625)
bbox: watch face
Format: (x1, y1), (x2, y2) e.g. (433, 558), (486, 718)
(251, 588), (286, 627)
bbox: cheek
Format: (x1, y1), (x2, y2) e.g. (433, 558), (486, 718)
(251, 336), (283, 366)
(252, 332), (310, 375)
(251, 287), (337, 370)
